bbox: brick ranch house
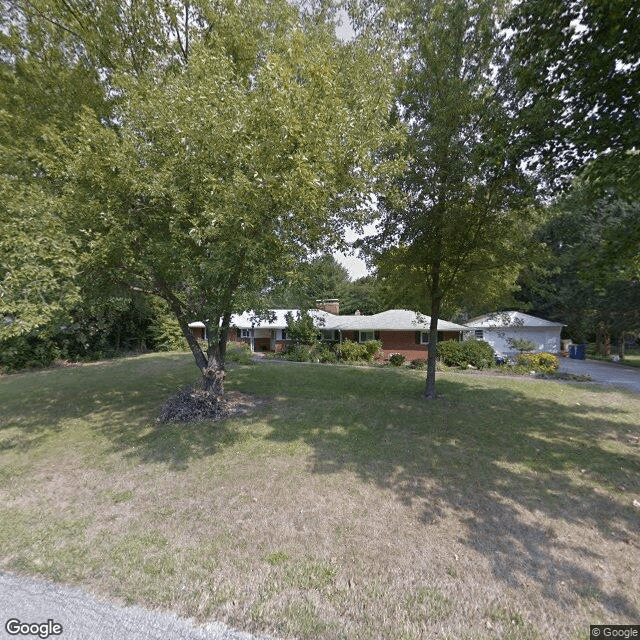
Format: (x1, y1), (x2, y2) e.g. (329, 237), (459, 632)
(189, 302), (469, 361)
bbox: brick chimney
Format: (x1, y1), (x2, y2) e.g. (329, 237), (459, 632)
(316, 299), (339, 315)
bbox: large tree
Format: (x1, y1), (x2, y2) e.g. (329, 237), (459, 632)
(0, 0), (111, 342)
(507, 0), (640, 196)
(35, 0), (392, 395)
(517, 179), (640, 352)
(265, 254), (352, 309)
(365, 0), (534, 398)
(506, 0), (639, 357)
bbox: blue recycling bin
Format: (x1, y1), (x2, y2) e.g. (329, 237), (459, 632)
(569, 344), (586, 359)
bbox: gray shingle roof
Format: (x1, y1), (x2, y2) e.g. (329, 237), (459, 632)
(207, 309), (469, 332)
(466, 311), (564, 328)
(323, 309), (468, 332)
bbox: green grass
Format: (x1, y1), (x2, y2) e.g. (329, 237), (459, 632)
(587, 347), (640, 368)
(1, 352), (639, 639)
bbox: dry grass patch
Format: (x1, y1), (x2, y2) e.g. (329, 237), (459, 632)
(0, 353), (638, 639)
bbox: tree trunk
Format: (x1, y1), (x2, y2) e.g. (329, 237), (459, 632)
(619, 331), (626, 360)
(202, 313), (231, 397)
(156, 274), (237, 399)
(424, 261), (442, 399)
(596, 324), (605, 356)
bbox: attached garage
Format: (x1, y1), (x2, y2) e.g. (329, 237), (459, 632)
(466, 311), (564, 356)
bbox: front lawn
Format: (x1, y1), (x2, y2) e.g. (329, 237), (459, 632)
(1, 353), (638, 639)
(587, 346), (640, 369)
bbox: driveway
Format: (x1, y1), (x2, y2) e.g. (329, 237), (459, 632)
(558, 357), (640, 394)
(0, 572), (275, 640)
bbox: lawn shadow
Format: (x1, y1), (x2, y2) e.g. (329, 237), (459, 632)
(255, 370), (640, 620)
(2, 358), (638, 618)
(0, 353), (247, 468)
(99, 414), (248, 471)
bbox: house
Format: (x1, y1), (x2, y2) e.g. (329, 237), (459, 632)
(317, 309), (469, 361)
(189, 305), (469, 361)
(465, 311), (564, 356)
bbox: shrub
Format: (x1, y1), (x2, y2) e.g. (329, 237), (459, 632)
(282, 344), (317, 362)
(149, 313), (188, 351)
(226, 341), (252, 364)
(410, 358), (426, 369)
(0, 334), (62, 372)
(436, 340), (465, 367)
(516, 352), (559, 374)
(362, 339), (383, 361)
(461, 339), (495, 369)
(336, 340), (381, 363)
(285, 310), (320, 345)
(335, 340), (366, 362)
(508, 337), (538, 353)
(317, 344), (338, 363)
(389, 353), (406, 366)
(436, 339), (495, 369)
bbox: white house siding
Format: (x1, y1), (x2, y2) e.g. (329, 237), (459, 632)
(466, 311), (564, 356)
(479, 328), (561, 356)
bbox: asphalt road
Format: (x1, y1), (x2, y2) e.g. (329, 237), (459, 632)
(558, 357), (640, 394)
(0, 572), (276, 640)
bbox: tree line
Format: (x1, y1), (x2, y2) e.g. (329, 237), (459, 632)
(1, 0), (638, 398)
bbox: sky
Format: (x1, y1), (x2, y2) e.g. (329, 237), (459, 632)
(330, 12), (373, 281)
(333, 236), (370, 280)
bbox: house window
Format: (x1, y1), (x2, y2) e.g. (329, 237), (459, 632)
(280, 329), (288, 340)
(421, 331), (446, 344)
(475, 329), (484, 340)
(322, 330), (338, 341)
(359, 330), (375, 343)
(240, 329), (252, 339)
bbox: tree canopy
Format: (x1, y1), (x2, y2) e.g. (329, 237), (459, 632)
(1, 0), (395, 390)
(507, 0), (640, 195)
(265, 254), (351, 309)
(366, 0), (535, 397)
(517, 179), (640, 350)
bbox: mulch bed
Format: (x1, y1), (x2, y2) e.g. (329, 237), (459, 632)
(157, 384), (267, 423)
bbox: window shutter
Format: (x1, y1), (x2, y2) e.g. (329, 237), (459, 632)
(374, 331), (380, 340)
(415, 331), (421, 344)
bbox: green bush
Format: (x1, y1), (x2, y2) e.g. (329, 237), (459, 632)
(317, 344), (338, 363)
(335, 340), (365, 362)
(0, 334), (62, 372)
(508, 337), (538, 353)
(410, 358), (426, 369)
(436, 339), (495, 369)
(363, 339), (383, 361)
(226, 341), (252, 364)
(335, 340), (381, 363)
(148, 313), (188, 351)
(436, 340), (465, 367)
(516, 352), (559, 374)
(282, 344), (317, 362)
(461, 339), (495, 369)
(389, 353), (406, 366)
(285, 310), (321, 345)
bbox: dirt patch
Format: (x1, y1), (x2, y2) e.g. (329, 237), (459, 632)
(156, 385), (267, 423)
